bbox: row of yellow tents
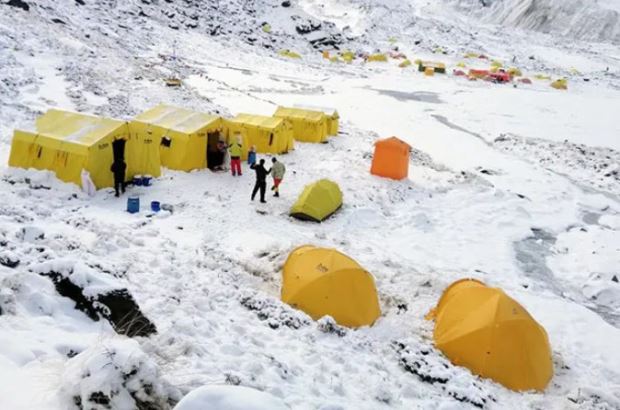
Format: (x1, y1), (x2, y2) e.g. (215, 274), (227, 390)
(8, 104), (340, 189)
(282, 246), (553, 393)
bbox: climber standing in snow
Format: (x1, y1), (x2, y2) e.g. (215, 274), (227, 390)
(247, 145), (257, 168)
(250, 158), (271, 203)
(270, 157), (286, 197)
(229, 134), (243, 176)
(110, 160), (127, 197)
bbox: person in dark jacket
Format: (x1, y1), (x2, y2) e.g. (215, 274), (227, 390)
(110, 160), (127, 197)
(250, 159), (271, 203)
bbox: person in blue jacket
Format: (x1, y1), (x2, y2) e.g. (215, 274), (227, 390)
(247, 145), (257, 168)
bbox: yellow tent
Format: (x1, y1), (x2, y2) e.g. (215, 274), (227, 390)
(367, 53), (388, 62)
(290, 179), (342, 222)
(282, 245), (381, 328)
(427, 279), (554, 392)
(550, 78), (568, 90)
(534, 74), (551, 80)
(225, 114), (293, 155)
(507, 67), (522, 77)
(341, 50), (355, 63)
(292, 104), (339, 136)
(418, 61), (446, 74)
(273, 107), (328, 143)
(9, 109), (160, 189)
(278, 49), (301, 59)
(329, 56), (342, 63)
(131, 104), (223, 171)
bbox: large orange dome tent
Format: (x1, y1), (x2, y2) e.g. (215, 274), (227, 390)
(427, 279), (554, 392)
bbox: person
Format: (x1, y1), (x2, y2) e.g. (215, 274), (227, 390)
(250, 159), (270, 203)
(229, 134), (243, 176)
(270, 157), (286, 197)
(247, 145), (257, 168)
(216, 138), (228, 171)
(110, 160), (127, 197)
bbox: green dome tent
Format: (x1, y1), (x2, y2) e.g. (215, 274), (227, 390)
(290, 179), (343, 222)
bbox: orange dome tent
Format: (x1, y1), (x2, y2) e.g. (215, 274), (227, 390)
(370, 137), (411, 180)
(427, 279), (554, 392)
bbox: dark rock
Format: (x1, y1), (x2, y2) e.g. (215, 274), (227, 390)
(0, 253), (20, 268)
(98, 289), (157, 337)
(51, 18), (66, 25)
(317, 316), (347, 337)
(88, 391), (110, 406)
(281, 0), (291, 6)
(612, 275), (619, 283)
(40, 270), (157, 337)
(240, 294), (310, 330)
(75, 0), (85, 5)
(6, 0), (29, 11)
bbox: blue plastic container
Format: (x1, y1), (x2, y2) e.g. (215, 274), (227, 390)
(151, 201), (161, 212)
(142, 175), (153, 187)
(133, 175), (143, 186)
(127, 197), (140, 214)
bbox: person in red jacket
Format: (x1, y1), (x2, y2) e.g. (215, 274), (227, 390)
(229, 134), (244, 176)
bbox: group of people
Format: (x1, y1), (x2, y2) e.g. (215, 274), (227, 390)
(225, 133), (287, 203)
(250, 157), (286, 203)
(221, 134), (287, 203)
(108, 133), (287, 203)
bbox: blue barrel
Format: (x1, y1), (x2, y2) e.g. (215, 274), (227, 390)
(151, 201), (160, 212)
(127, 197), (140, 214)
(142, 175), (152, 186)
(133, 175), (143, 186)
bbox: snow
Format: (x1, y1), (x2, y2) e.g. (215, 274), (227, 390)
(1, 0), (620, 409)
(61, 337), (175, 410)
(174, 385), (289, 410)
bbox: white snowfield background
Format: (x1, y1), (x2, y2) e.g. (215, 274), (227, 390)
(1, 0), (620, 409)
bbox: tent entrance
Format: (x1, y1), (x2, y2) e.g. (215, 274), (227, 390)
(112, 139), (126, 163)
(207, 131), (223, 170)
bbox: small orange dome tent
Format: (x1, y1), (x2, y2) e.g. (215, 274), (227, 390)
(282, 245), (381, 328)
(370, 137), (411, 180)
(427, 279), (553, 392)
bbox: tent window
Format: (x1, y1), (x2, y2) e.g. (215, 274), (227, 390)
(37, 146), (42, 158)
(161, 136), (172, 148)
(269, 133), (274, 146)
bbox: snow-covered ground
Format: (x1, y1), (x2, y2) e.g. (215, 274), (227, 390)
(1, 1), (619, 409)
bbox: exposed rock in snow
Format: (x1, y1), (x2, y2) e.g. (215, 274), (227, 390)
(393, 341), (496, 409)
(174, 385), (289, 410)
(239, 292), (311, 330)
(4, 0), (30, 12)
(61, 337), (177, 410)
(494, 133), (620, 197)
(0, 250), (20, 268)
(33, 260), (157, 337)
(449, 0), (620, 44)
